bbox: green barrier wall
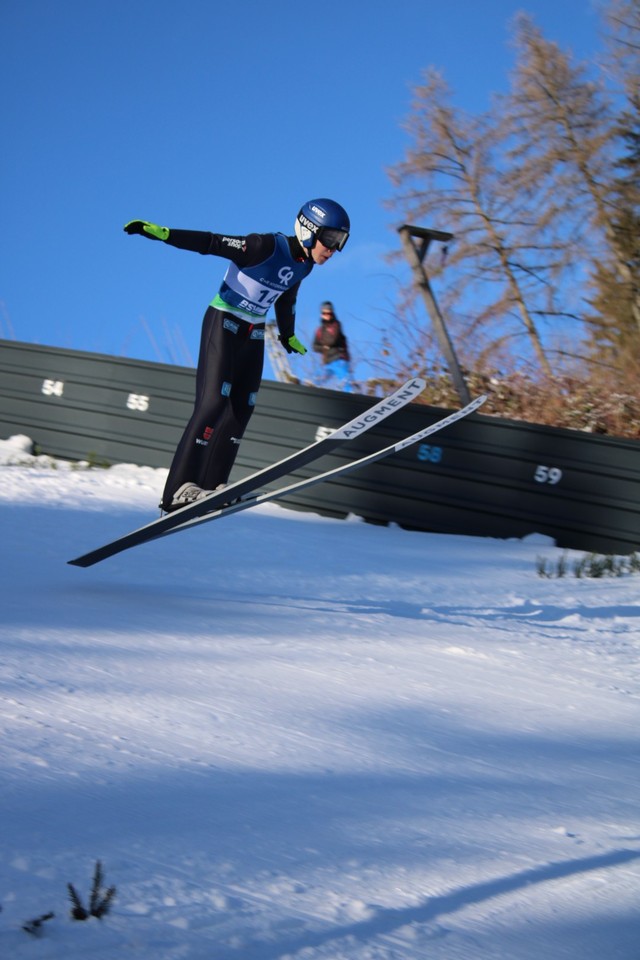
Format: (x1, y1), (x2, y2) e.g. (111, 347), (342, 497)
(1, 339), (639, 554)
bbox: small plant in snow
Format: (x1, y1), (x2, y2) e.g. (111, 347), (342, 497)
(68, 860), (116, 920)
(22, 911), (55, 937)
(536, 552), (568, 577)
(537, 552), (640, 578)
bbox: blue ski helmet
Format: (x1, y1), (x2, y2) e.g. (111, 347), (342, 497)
(295, 198), (350, 252)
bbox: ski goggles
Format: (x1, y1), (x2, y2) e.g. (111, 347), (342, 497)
(317, 227), (349, 252)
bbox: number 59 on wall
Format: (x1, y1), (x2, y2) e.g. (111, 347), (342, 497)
(534, 464), (563, 484)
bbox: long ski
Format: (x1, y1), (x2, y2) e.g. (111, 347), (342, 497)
(69, 389), (485, 567)
(142, 393), (487, 535)
(68, 377), (427, 567)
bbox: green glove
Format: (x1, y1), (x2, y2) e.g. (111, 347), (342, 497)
(288, 334), (307, 355)
(279, 334), (307, 355)
(123, 220), (170, 241)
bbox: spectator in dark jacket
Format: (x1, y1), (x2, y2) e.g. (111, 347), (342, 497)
(312, 301), (353, 391)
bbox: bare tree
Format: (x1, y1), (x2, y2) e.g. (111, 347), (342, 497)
(387, 65), (592, 378)
(587, 0), (640, 359)
(603, 0), (640, 101)
(504, 12), (639, 355)
(386, 2), (638, 396)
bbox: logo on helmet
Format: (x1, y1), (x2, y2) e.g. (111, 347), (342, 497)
(298, 214), (319, 234)
(310, 205), (326, 219)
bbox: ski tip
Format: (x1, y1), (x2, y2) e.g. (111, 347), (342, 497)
(401, 376), (427, 394)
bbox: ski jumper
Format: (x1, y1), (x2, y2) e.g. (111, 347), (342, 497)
(158, 229), (312, 511)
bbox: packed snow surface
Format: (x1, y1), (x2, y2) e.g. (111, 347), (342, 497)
(1, 434), (638, 959)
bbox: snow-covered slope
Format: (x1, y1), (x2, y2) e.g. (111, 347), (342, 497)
(1, 436), (638, 959)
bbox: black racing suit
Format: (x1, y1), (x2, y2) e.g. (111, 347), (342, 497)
(154, 230), (312, 510)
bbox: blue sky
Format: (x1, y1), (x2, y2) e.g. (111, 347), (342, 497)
(1, 0), (604, 383)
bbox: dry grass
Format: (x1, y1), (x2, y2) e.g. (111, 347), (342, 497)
(363, 369), (640, 439)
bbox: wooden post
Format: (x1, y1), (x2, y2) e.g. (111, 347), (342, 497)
(398, 224), (471, 406)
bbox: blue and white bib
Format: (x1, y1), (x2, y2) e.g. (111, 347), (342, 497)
(210, 233), (311, 322)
